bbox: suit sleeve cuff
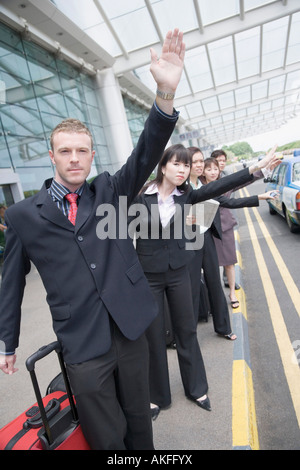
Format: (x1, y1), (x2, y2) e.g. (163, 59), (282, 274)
(153, 101), (179, 121)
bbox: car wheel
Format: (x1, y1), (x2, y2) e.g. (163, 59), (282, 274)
(268, 203), (277, 215)
(285, 211), (300, 233)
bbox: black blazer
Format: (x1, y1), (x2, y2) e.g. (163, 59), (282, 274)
(210, 193), (259, 240)
(134, 169), (255, 273)
(0, 105), (178, 364)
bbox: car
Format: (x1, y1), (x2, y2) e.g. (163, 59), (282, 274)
(264, 155), (300, 233)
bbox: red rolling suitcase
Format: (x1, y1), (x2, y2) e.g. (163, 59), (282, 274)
(0, 341), (90, 450)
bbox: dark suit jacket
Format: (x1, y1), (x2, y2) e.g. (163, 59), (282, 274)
(210, 193), (259, 240)
(0, 105), (178, 364)
(134, 169), (255, 273)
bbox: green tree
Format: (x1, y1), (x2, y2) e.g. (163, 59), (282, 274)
(226, 141), (253, 156)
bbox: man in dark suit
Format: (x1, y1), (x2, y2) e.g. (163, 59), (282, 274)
(0, 29), (185, 450)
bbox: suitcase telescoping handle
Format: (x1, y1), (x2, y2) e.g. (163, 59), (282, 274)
(25, 341), (78, 447)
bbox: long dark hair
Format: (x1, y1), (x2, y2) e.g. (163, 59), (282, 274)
(141, 144), (191, 193)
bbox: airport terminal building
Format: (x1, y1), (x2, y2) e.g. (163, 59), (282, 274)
(1, 1), (299, 209)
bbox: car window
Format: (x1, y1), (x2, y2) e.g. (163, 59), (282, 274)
(292, 162), (300, 182)
(278, 164), (288, 185)
(271, 166), (280, 182)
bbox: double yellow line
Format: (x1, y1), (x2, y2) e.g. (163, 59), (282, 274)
(235, 187), (300, 444)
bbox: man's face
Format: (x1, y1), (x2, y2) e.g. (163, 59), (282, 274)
(49, 132), (95, 192)
(216, 156), (226, 172)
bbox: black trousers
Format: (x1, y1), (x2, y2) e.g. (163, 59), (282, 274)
(66, 319), (153, 450)
(145, 265), (208, 409)
(189, 229), (232, 335)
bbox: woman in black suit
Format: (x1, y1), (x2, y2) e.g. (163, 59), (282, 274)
(189, 156), (277, 339)
(132, 144), (280, 419)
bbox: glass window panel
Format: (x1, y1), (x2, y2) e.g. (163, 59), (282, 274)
(94, 0), (157, 52)
(235, 27), (260, 80)
(286, 12), (300, 65)
(260, 101), (272, 112)
(100, 0), (145, 18)
(185, 46), (213, 92)
(34, 75), (62, 97)
(0, 70), (37, 108)
(235, 86), (251, 105)
(0, 70), (24, 103)
(82, 85), (99, 107)
(268, 75), (285, 96)
(64, 96), (87, 121)
(111, 11), (158, 52)
(272, 98), (284, 109)
(175, 70), (193, 98)
(177, 107), (189, 120)
(262, 17), (289, 72)
(0, 134), (12, 168)
(34, 84), (67, 115)
(84, 23), (122, 57)
(53, 0), (103, 29)
(3, 132), (49, 169)
(235, 109), (246, 119)
(24, 41), (57, 73)
(196, 119), (210, 129)
(222, 112), (234, 122)
(90, 126), (107, 148)
(151, 0), (198, 33)
(285, 94), (298, 106)
(1, 104), (44, 138)
(41, 112), (67, 140)
(0, 47), (31, 83)
(247, 105), (259, 115)
(134, 65), (156, 93)
(252, 80), (268, 100)
(218, 91), (235, 110)
(87, 106), (103, 127)
(17, 167), (54, 194)
(264, 112), (274, 120)
(202, 96), (219, 114)
(56, 60), (81, 82)
(207, 37), (236, 86)
(244, 0), (278, 12)
(244, 117), (254, 126)
(210, 116), (222, 125)
(285, 70), (300, 91)
(185, 102), (204, 119)
(198, 0), (240, 25)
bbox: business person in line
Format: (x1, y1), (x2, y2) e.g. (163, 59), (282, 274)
(191, 156), (278, 338)
(211, 148), (276, 308)
(132, 144), (280, 419)
(0, 29), (186, 450)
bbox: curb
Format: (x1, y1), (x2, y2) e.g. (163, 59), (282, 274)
(231, 231), (259, 450)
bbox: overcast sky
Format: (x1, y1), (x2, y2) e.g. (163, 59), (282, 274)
(236, 115), (300, 153)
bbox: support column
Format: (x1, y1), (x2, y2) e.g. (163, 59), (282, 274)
(94, 68), (133, 172)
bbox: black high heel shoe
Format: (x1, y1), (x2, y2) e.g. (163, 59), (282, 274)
(151, 406), (160, 421)
(196, 396), (211, 411)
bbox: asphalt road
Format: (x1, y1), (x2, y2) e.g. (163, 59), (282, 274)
(233, 177), (300, 450)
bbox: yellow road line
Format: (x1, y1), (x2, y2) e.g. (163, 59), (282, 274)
(241, 187), (300, 318)
(232, 360), (259, 449)
(243, 206), (300, 428)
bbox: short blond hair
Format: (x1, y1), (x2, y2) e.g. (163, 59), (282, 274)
(50, 118), (94, 151)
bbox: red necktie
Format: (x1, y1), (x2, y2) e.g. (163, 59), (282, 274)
(65, 193), (78, 225)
